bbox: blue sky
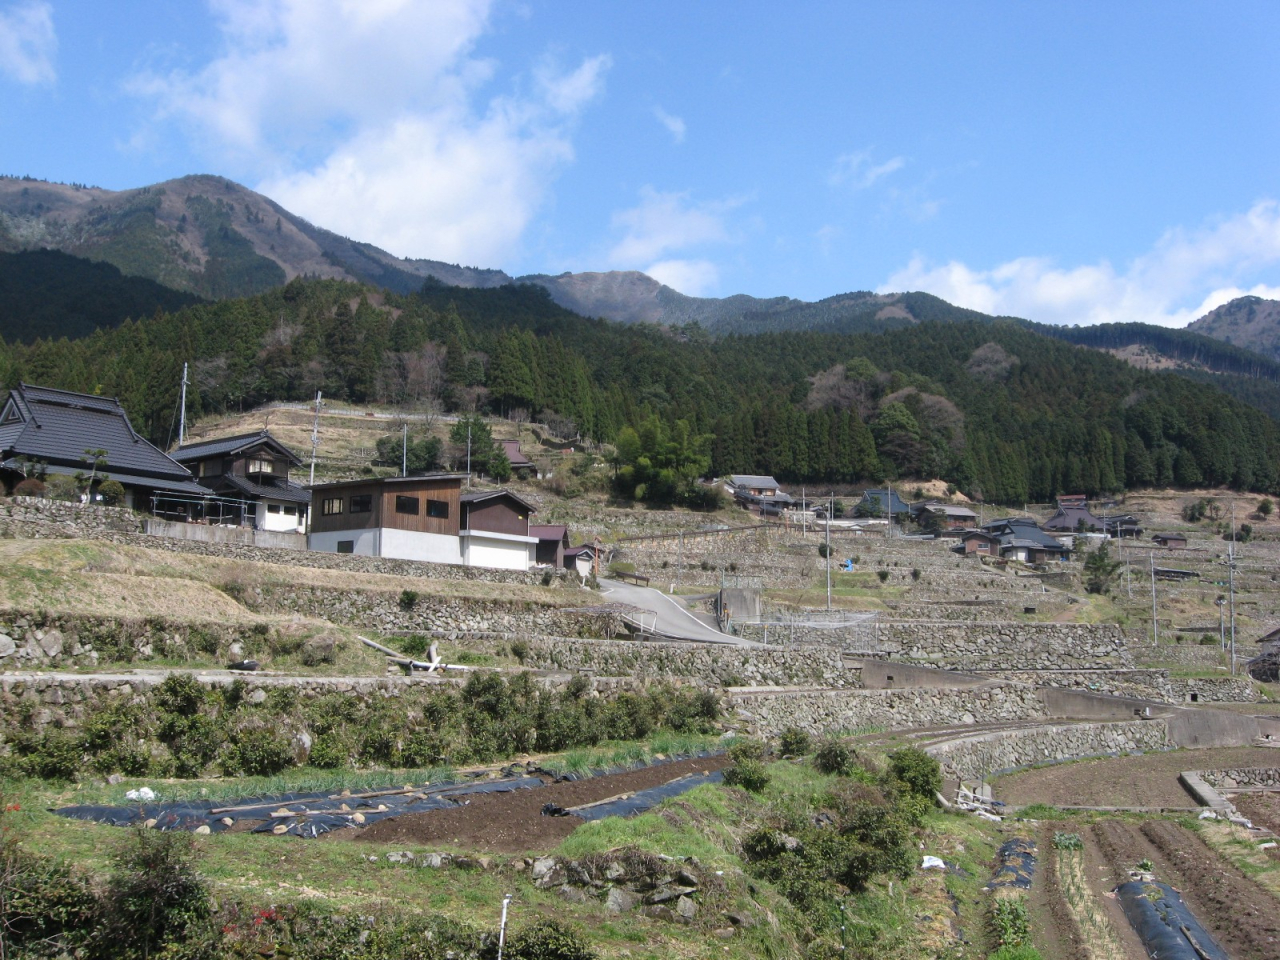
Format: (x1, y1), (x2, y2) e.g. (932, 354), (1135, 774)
(3, 1), (1280, 326)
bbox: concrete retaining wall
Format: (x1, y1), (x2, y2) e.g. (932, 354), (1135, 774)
(145, 517), (306, 551)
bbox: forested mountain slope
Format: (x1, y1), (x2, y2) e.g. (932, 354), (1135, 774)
(1, 277), (1276, 503)
(0, 249), (202, 343)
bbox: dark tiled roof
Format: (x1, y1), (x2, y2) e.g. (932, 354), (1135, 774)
(460, 489), (538, 514)
(5, 460), (210, 496)
(861, 489), (911, 514)
(497, 440), (535, 468)
(1042, 506), (1104, 531)
(173, 430), (303, 466)
(529, 524), (568, 542)
(215, 473), (313, 504)
(0, 383), (195, 485)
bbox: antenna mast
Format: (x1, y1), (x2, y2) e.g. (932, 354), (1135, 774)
(178, 362), (189, 446)
(309, 391), (322, 485)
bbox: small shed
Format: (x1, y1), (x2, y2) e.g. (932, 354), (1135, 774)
(1153, 533), (1188, 549)
(529, 524), (570, 567)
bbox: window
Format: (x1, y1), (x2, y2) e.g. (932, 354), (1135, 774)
(321, 498), (343, 516)
(247, 458), (274, 474)
(349, 494), (372, 514)
(283, 505), (296, 516)
(198, 460), (222, 477)
(427, 498), (449, 519)
(336, 540), (354, 554)
(267, 504), (281, 514)
(395, 495), (420, 515)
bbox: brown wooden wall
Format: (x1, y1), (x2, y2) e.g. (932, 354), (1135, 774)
(309, 478), (461, 535)
(463, 497), (531, 536)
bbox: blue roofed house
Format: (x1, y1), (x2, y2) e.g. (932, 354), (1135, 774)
(0, 383), (209, 512)
(171, 431), (311, 534)
(977, 516), (1071, 563)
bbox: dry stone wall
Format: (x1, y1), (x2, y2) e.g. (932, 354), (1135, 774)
(1200, 767), (1280, 789)
(877, 621), (1133, 670)
(929, 719), (1171, 781)
(451, 635), (857, 689)
(993, 669), (1257, 704)
(724, 683), (1045, 737)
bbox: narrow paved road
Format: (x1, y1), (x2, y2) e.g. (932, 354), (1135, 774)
(598, 578), (760, 646)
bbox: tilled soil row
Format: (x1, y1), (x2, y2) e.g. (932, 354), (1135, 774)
(1092, 819), (1280, 960)
(1028, 825), (1091, 960)
(344, 754), (731, 854)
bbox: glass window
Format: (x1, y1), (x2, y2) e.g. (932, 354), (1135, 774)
(395, 495), (420, 515)
(427, 498), (449, 519)
(349, 494), (372, 513)
(336, 540), (354, 554)
(247, 458), (274, 474)
(321, 498), (343, 516)
(283, 505), (296, 516)
(267, 503), (281, 514)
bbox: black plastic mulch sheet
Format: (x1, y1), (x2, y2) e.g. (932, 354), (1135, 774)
(54, 752), (723, 839)
(55, 777), (545, 839)
(988, 837), (1036, 890)
(541, 770), (724, 821)
(1115, 881), (1230, 960)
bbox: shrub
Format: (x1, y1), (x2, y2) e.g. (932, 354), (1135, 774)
(911, 568), (922, 581)
(1260, 498), (1274, 518)
(0, 809), (98, 953)
(222, 727), (293, 777)
(727, 737), (766, 763)
(155, 673), (205, 716)
(100, 829), (212, 960)
(541, 568), (555, 586)
(779, 726), (811, 757)
(307, 732), (350, 769)
(12, 477), (45, 497)
(817, 543), (831, 558)
(510, 640), (530, 663)
(97, 479), (126, 506)
(505, 918), (597, 960)
(398, 589), (419, 611)
(887, 746), (942, 801)
(877, 570), (890, 583)
(45, 474), (80, 502)
(813, 737), (855, 776)
(723, 758), (771, 793)
(20, 730), (81, 782)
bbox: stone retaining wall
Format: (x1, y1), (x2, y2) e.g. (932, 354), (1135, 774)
(993, 670), (1258, 704)
(239, 583), (621, 639)
(1134, 643), (1261, 667)
(450, 635), (858, 689)
(929, 719), (1171, 781)
(880, 621), (1132, 670)
(723, 683), (1045, 737)
(1200, 767), (1280, 789)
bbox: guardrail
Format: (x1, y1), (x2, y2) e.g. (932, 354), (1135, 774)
(611, 570), (651, 586)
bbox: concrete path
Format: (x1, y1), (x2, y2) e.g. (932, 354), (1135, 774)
(598, 578), (760, 646)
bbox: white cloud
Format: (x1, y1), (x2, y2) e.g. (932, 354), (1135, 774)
(829, 150), (905, 190)
(653, 106), (685, 143)
(0, 1), (56, 86)
(608, 187), (734, 264)
(605, 187), (745, 294)
(131, 0), (609, 265)
(881, 201), (1280, 327)
(647, 259), (718, 296)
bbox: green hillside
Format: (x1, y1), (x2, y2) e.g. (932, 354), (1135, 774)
(2, 277), (1278, 502)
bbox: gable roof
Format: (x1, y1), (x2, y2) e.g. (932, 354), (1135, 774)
(0, 383), (202, 489)
(982, 516), (1068, 550)
(529, 524), (569, 543)
(460, 489), (538, 514)
(218, 472), (313, 504)
(915, 500), (978, 519)
(1043, 505), (1105, 531)
(861, 488), (911, 514)
(730, 474), (781, 490)
(497, 439), (536, 468)
(173, 430), (303, 466)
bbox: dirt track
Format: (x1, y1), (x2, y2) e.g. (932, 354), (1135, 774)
(344, 755), (730, 854)
(1090, 820), (1280, 960)
(994, 747), (1280, 808)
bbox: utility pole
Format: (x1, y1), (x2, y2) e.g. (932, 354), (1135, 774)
(1216, 596), (1226, 653)
(466, 420), (473, 489)
(178, 362), (189, 447)
(676, 531), (684, 594)
(1150, 552), (1158, 646)
(826, 491), (833, 611)
(308, 391), (322, 486)
(402, 422), (408, 477)
(801, 485), (806, 535)
(1229, 500), (1237, 674)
